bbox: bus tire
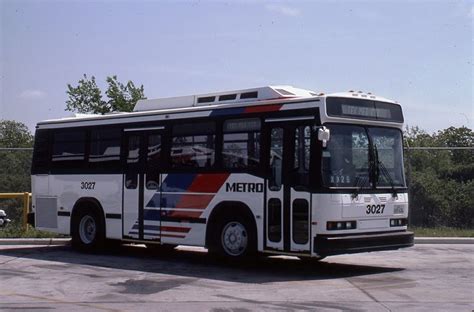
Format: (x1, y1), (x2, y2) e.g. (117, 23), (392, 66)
(71, 206), (105, 252)
(212, 213), (257, 261)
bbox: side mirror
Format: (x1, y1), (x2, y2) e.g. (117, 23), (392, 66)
(318, 127), (331, 148)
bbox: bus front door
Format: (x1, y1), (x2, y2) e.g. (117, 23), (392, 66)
(123, 128), (163, 241)
(265, 119), (312, 254)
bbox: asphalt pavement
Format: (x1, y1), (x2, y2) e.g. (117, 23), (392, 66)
(0, 243), (473, 311)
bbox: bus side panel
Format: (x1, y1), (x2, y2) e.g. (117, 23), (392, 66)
(156, 173), (264, 250)
(48, 174), (123, 239)
(31, 174), (57, 232)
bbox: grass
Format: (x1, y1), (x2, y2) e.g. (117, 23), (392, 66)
(0, 223), (65, 238)
(410, 226), (474, 237)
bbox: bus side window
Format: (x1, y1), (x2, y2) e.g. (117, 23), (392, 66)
(125, 135), (140, 189)
(146, 133), (161, 190)
(293, 126), (311, 190)
(171, 122), (216, 169)
(32, 129), (51, 174)
(222, 118), (261, 170)
(89, 128), (121, 171)
(269, 128), (283, 191)
(51, 129), (86, 172)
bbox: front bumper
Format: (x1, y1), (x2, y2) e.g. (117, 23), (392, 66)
(314, 230), (414, 256)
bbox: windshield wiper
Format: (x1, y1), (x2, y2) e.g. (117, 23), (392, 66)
(351, 175), (369, 199)
(351, 156), (374, 199)
(374, 144), (398, 198)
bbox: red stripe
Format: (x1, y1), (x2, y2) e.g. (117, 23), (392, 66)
(187, 173), (229, 193)
(167, 210), (203, 218)
(161, 234), (186, 238)
(244, 104), (282, 114)
(161, 226), (191, 233)
(176, 194), (214, 209)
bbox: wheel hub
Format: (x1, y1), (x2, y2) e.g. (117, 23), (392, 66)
(79, 215), (96, 244)
(221, 221), (248, 256)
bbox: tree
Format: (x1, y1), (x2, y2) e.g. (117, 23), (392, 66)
(404, 126), (474, 228)
(106, 75), (145, 113)
(66, 74), (146, 114)
(0, 120), (34, 148)
(0, 120), (34, 222)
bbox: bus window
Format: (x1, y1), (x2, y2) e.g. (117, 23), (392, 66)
(223, 118), (261, 169)
(32, 129), (51, 174)
(268, 198), (282, 242)
(89, 128), (121, 170)
(125, 134), (141, 189)
(171, 122), (215, 168)
(52, 130), (85, 163)
(269, 128), (283, 191)
(293, 126), (311, 189)
(292, 199), (309, 244)
(146, 133), (161, 189)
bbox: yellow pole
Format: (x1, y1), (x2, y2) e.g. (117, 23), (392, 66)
(0, 193), (25, 199)
(23, 192), (30, 231)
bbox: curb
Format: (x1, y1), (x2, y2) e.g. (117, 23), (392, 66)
(0, 237), (473, 245)
(0, 238), (70, 246)
(414, 237), (474, 244)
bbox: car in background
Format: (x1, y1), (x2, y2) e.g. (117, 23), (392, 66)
(0, 210), (11, 228)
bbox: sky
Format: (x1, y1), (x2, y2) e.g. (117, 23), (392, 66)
(1, 0), (472, 134)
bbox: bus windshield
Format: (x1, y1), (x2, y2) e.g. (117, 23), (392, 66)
(322, 124), (405, 189)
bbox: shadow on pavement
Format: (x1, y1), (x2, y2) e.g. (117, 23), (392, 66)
(0, 244), (404, 284)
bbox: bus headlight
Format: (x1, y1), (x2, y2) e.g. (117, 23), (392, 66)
(327, 221), (357, 231)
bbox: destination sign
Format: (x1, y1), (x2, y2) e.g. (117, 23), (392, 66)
(326, 97), (404, 123)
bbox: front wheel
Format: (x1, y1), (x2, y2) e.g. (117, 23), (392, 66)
(212, 215), (256, 260)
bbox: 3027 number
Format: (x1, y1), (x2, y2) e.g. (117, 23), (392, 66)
(80, 182), (95, 190)
(366, 204), (385, 215)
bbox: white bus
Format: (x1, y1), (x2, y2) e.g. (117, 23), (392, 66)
(30, 86), (414, 259)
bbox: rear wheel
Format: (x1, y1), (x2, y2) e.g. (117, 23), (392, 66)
(71, 207), (105, 252)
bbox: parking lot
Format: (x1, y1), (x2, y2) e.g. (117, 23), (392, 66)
(0, 243), (473, 311)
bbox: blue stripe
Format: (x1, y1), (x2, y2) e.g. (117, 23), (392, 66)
(210, 107), (245, 117)
(161, 174), (196, 192)
(144, 209), (161, 221)
(146, 193), (161, 208)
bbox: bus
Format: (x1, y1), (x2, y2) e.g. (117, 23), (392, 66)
(29, 85), (414, 260)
